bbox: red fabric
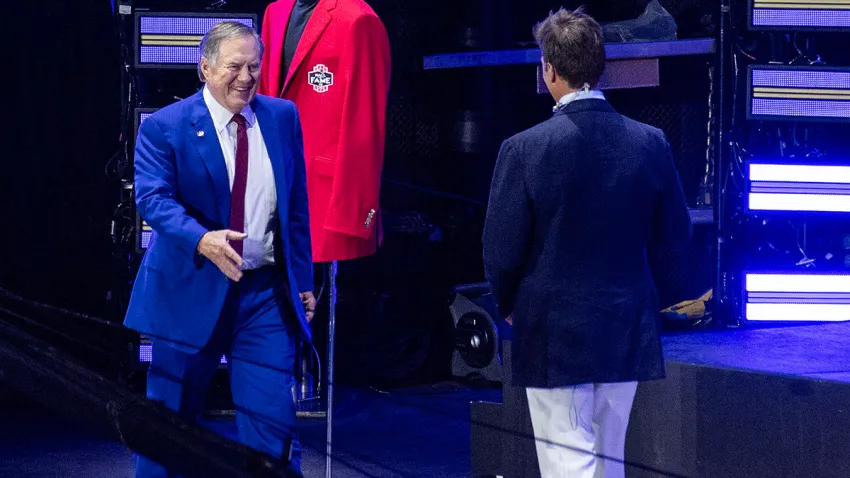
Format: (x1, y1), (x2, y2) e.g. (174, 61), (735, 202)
(259, 0), (391, 263)
(229, 114), (249, 257)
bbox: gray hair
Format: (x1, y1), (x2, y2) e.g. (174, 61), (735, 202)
(198, 21), (264, 82)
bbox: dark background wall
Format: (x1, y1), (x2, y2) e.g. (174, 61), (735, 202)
(1, 0), (121, 316)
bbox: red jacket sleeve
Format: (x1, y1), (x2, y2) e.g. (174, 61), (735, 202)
(323, 13), (391, 239)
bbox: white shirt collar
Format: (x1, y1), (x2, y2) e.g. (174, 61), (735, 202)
(202, 85), (255, 133)
(554, 87), (606, 112)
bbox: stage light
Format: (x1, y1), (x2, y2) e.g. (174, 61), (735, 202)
(746, 162), (850, 213)
(136, 111), (155, 136)
(136, 216), (152, 253)
(134, 12), (258, 69)
(138, 342), (228, 365)
(749, 0), (850, 31)
(744, 272), (850, 322)
(134, 107), (158, 141)
(448, 283), (505, 383)
(133, 108), (160, 253)
(747, 65), (850, 123)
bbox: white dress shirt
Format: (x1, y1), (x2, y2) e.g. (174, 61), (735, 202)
(554, 87), (606, 112)
(203, 86), (277, 270)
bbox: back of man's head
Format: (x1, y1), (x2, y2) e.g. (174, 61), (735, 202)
(533, 7), (606, 90)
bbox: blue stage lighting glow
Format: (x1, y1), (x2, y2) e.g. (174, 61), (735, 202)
(748, 66), (850, 123)
(747, 162), (850, 213)
(134, 12), (257, 69)
(744, 272), (850, 322)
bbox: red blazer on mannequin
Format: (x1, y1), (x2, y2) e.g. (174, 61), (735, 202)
(259, 0), (391, 263)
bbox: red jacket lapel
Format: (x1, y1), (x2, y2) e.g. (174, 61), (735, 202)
(282, 0), (337, 95)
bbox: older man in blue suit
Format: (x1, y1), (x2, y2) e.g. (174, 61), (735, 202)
(124, 21), (314, 477)
(483, 8), (693, 478)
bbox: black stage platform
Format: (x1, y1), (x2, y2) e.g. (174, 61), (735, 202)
(472, 322), (850, 478)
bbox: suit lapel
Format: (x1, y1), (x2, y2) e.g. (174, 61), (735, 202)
(188, 91), (231, 227)
(282, 0), (337, 95)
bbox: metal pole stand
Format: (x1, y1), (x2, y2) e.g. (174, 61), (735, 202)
(325, 261), (337, 478)
(294, 354), (323, 418)
(295, 304), (323, 418)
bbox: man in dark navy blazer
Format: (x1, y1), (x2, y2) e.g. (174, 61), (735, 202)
(125, 21), (314, 477)
(482, 8), (693, 478)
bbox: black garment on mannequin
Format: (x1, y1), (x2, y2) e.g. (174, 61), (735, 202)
(281, 0), (319, 81)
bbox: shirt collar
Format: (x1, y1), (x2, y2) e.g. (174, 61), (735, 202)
(202, 85), (255, 133)
(554, 87), (606, 112)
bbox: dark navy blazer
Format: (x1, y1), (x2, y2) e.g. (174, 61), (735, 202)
(124, 90), (313, 351)
(483, 99), (693, 388)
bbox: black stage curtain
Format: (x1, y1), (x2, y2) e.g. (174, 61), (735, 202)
(1, 1), (121, 316)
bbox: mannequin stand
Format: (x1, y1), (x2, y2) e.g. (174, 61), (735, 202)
(294, 262), (336, 475)
(325, 260), (337, 478)
(294, 260), (335, 418)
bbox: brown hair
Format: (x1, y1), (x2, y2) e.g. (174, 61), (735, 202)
(533, 7), (606, 89)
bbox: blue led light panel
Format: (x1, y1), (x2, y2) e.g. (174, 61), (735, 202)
(140, 220), (152, 249)
(747, 162), (850, 213)
(133, 108), (159, 252)
(135, 12), (257, 69)
(748, 66), (850, 123)
(134, 108), (158, 141)
(744, 272), (850, 322)
(138, 344), (228, 364)
(750, 0), (850, 30)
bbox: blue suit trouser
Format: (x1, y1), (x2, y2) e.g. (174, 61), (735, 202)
(135, 266), (302, 477)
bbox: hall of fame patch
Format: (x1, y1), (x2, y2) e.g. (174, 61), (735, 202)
(308, 64), (334, 93)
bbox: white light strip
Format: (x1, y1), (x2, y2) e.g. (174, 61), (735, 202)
(749, 164), (850, 184)
(746, 303), (850, 322)
(746, 273), (850, 293)
(749, 193), (850, 212)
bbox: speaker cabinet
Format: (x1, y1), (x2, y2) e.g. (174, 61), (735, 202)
(448, 282), (506, 383)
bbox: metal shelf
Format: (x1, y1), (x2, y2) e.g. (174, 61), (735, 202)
(421, 39), (718, 227)
(423, 38), (716, 70)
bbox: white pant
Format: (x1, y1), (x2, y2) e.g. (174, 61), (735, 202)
(526, 382), (638, 478)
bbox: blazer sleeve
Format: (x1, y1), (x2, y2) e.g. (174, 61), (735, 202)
(482, 140), (533, 318)
(134, 116), (209, 258)
(288, 104), (314, 292)
(652, 138), (693, 248)
(323, 13), (391, 239)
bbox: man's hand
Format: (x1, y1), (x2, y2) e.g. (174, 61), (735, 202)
(505, 315), (513, 326)
(300, 292), (316, 322)
(197, 230), (247, 282)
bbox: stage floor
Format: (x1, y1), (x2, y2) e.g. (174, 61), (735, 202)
(2, 322), (849, 477)
(0, 383), (501, 478)
(662, 322), (850, 383)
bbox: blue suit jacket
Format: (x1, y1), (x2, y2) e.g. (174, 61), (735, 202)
(483, 99), (693, 388)
(124, 89), (313, 351)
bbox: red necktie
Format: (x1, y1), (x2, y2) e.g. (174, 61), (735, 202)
(229, 114), (249, 257)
